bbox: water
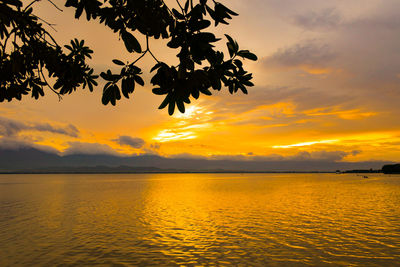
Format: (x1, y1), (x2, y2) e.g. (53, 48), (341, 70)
(0, 173), (399, 266)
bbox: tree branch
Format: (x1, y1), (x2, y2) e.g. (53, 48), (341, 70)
(39, 63), (62, 101)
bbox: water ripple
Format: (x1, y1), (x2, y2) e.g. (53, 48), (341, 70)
(0, 173), (399, 266)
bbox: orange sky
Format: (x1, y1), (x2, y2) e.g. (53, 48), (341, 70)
(1, 0), (400, 163)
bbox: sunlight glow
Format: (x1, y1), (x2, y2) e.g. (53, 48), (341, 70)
(153, 130), (196, 142)
(273, 139), (338, 149)
(174, 105), (204, 119)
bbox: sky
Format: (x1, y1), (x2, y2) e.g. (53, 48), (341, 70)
(1, 0), (400, 166)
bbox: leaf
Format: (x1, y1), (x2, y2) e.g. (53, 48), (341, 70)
(158, 94), (170, 109)
(134, 75), (144, 86)
(190, 20), (211, 31)
(64, 45), (73, 51)
(199, 87), (212, 95)
(239, 84), (248, 94)
(191, 89), (199, 99)
(75, 5), (84, 19)
(112, 59), (125, 65)
(152, 88), (166, 95)
(151, 63), (163, 72)
(172, 8), (185, 20)
(177, 100), (185, 113)
(4, 0), (23, 7)
(238, 50), (258, 61)
(227, 43), (235, 58)
(225, 34), (235, 46)
(31, 84), (44, 99)
(102, 84), (121, 105)
(225, 34), (238, 57)
(121, 78), (135, 98)
(121, 31), (142, 53)
(234, 59), (243, 68)
(168, 100), (175, 115)
(65, 0), (77, 7)
(184, 0), (190, 13)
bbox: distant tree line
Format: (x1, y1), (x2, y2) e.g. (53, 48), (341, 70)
(382, 164), (400, 174)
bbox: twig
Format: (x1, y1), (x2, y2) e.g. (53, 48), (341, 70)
(132, 50), (148, 65)
(33, 15), (58, 32)
(2, 28), (17, 51)
(175, 0), (184, 13)
(43, 30), (60, 47)
(146, 35), (160, 63)
(47, 0), (63, 11)
(148, 49), (160, 63)
(132, 36), (160, 64)
(24, 0), (41, 12)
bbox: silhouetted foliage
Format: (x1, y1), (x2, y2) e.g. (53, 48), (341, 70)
(0, 0), (257, 115)
(382, 164), (400, 174)
(0, 0), (97, 101)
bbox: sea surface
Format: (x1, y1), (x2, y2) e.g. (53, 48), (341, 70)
(0, 173), (399, 266)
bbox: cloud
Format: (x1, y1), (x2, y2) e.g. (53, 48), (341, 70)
(168, 153), (207, 160)
(293, 8), (341, 31)
(289, 151), (348, 162)
(112, 135), (145, 149)
(209, 86), (353, 124)
(166, 150), (356, 163)
(63, 141), (121, 156)
(264, 40), (335, 72)
(0, 137), (60, 154)
(0, 116), (79, 137)
(139, 142), (163, 155)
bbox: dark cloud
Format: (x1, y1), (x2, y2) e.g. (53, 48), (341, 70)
(0, 137), (60, 154)
(168, 153), (207, 160)
(253, 151), (349, 162)
(293, 8), (341, 31)
(258, 1), (400, 117)
(63, 141), (121, 156)
(112, 135), (145, 149)
(172, 150), (351, 163)
(141, 142), (162, 155)
(0, 116), (79, 137)
(290, 151), (348, 162)
(150, 143), (161, 150)
(264, 40), (335, 69)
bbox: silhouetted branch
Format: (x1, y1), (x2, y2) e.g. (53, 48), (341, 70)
(39, 63), (62, 101)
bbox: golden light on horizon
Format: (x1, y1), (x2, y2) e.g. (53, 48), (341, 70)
(0, 0), (399, 165)
(272, 139), (339, 149)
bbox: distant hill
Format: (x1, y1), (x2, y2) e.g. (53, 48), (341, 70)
(0, 147), (393, 173)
